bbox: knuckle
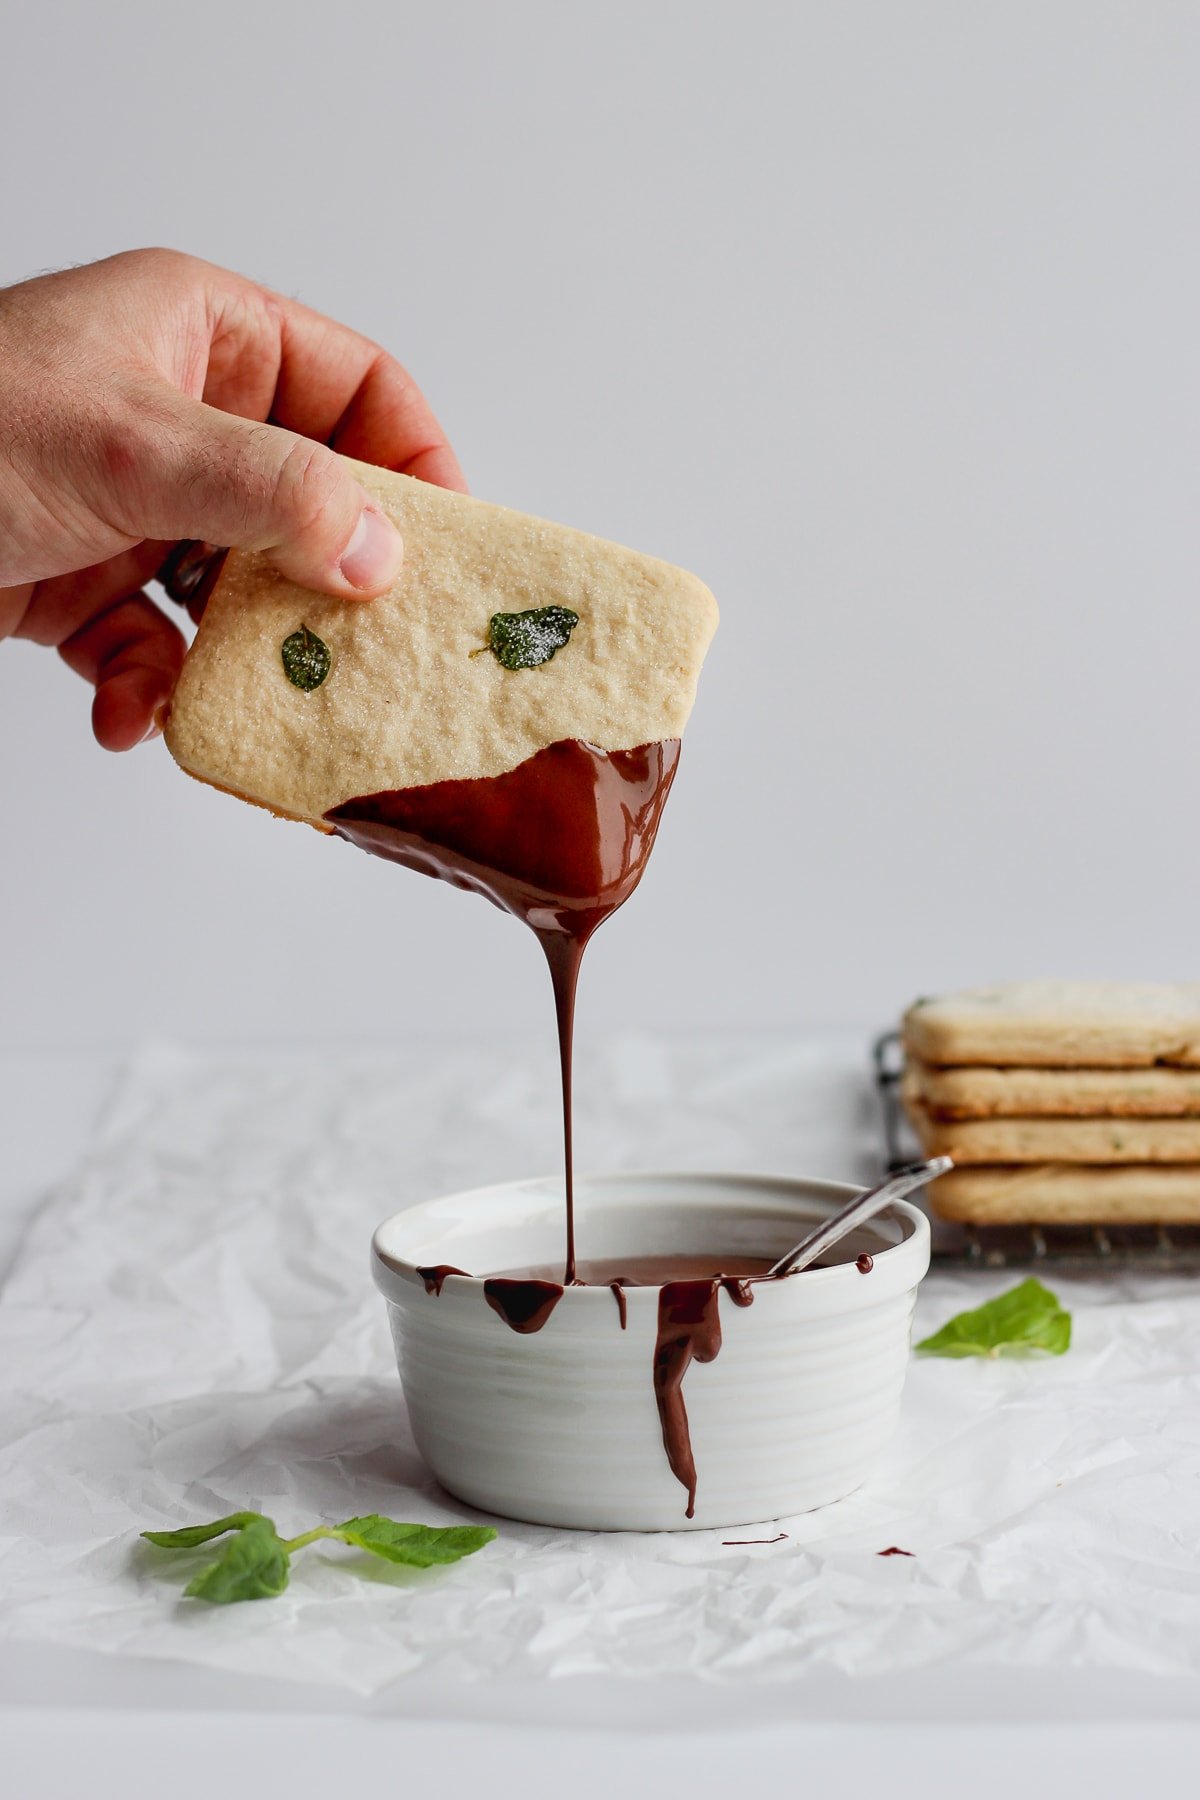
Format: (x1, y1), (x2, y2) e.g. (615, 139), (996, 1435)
(95, 407), (146, 484)
(257, 290), (288, 336)
(103, 389), (182, 485)
(114, 246), (192, 284)
(181, 423), (268, 540)
(270, 439), (348, 543)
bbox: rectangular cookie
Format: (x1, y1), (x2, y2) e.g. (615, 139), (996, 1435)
(903, 1058), (1200, 1119)
(165, 457), (719, 825)
(907, 1099), (1200, 1164)
(929, 1164), (1200, 1225)
(903, 982), (1200, 1069)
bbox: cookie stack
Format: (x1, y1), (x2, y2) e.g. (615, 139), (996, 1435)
(900, 981), (1200, 1223)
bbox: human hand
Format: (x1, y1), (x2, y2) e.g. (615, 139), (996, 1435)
(0, 248), (465, 749)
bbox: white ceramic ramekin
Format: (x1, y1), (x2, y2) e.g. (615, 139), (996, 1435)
(371, 1171), (930, 1532)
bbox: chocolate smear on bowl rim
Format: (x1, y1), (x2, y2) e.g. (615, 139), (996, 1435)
(482, 1278), (565, 1335)
(415, 1264), (471, 1297)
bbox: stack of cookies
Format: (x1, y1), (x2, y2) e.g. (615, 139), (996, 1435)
(900, 981), (1200, 1224)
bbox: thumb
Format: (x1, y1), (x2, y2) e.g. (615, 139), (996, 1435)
(122, 388), (405, 597)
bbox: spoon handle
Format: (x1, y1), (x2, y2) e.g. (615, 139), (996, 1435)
(766, 1156), (953, 1278)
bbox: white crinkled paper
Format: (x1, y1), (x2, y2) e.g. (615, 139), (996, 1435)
(2, 1035), (1200, 1695)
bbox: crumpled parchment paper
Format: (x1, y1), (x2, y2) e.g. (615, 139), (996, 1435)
(1, 1036), (1198, 1694)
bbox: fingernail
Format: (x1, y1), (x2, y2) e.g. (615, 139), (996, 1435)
(339, 504), (404, 592)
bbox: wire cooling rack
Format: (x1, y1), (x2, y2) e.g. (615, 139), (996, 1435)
(874, 1031), (1200, 1273)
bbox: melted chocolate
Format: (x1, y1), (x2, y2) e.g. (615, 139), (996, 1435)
(653, 1279), (756, 1519)
(610, 1280), (629, 1329)
(856, 1253), (874, 1274)
(877, 1546), (914, 1557)
(494, 1254), (780, 1286)
(328, 738), (679, 1284)
(483, 1277), (564, 1334)
(416, 1264), (471, 1296)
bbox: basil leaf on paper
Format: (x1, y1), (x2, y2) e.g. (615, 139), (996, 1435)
(183, 1517), (290, 1604)
(331, 1517), (496, 1566)
(914, 1277), (1071, 1359)
(141, 1511), (261, 1549)
(141, 1509), (497, 1604)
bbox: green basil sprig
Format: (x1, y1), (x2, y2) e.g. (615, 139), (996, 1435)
(142, 1511), (496, 1604)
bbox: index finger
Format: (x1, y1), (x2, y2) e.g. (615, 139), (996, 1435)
(199, 266), (467, 493)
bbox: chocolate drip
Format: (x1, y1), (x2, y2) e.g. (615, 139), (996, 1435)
(327, 738), (679, 1284)
(653, 1278), (755, 1519)
(416, 1263), (471, 1296)
(483, 1278), (564, 1334)
(543, 932), (583, 1287)
(856, 1253), (874, 1274)
(609, 1280), (630, 1329)
(878, 1546), (914, 1557)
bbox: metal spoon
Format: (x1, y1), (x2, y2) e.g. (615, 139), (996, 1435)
(765, 1156), (953, 1278)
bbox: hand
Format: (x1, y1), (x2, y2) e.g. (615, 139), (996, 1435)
(0, 248), (466, 750)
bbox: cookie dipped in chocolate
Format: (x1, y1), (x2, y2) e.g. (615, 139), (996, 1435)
(327, 738), (680, 1283)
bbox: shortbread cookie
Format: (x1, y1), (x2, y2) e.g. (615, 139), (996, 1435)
(903, 1058), (1200, 1119)
(903, 982), (1200, 1069)
(907, 1099), (1200, 1164)
(929, 1164), (1200, 1225)
(165, 458), (719, 824)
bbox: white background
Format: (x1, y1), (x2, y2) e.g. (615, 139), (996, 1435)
(2, 1), (1198, 1053)
(4, 11), (1200, 1784)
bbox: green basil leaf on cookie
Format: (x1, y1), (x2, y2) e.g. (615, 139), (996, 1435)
(479, 605), (579, 670)
(281, 625), (332, 691)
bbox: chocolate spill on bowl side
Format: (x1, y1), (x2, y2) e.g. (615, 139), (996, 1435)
(652, 1278), (755, 1520)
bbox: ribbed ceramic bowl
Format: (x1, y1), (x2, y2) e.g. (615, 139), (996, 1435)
(371, 1171), (930, 1531)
